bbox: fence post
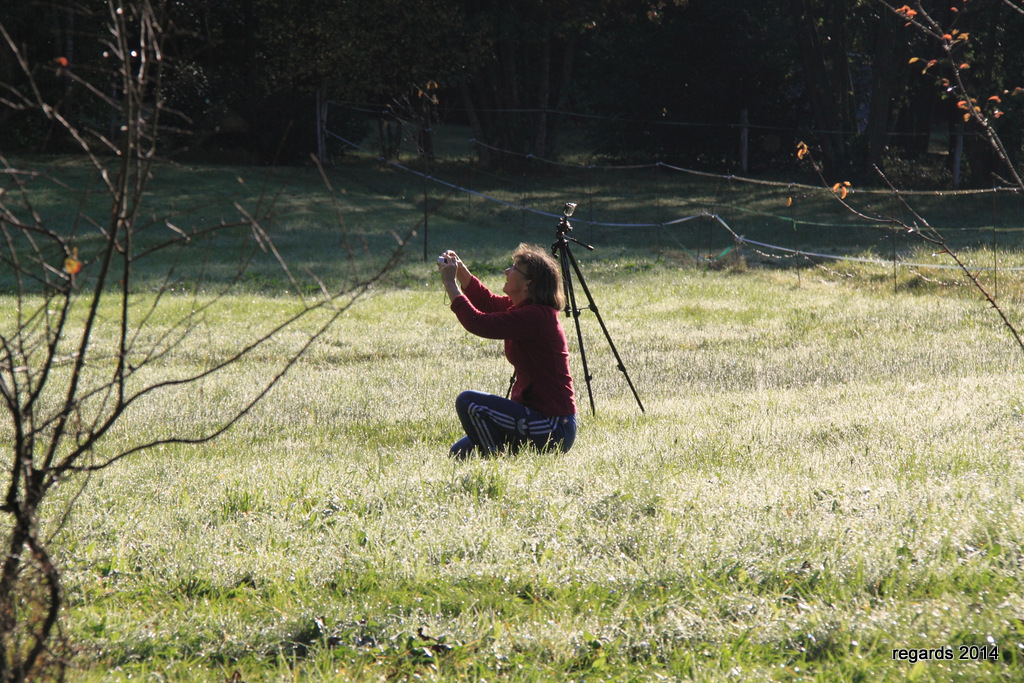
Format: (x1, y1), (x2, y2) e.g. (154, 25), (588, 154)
(992, 180), (998, 301)
(740, 109), (749, 174)
(422, 154), (429, 262)
(316, 87), (327, 162)
(953, 125), (964, 189)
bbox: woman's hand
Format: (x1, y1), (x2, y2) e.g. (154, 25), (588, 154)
(438, 250), (463, 300)
(439, 250), (472, 287)
(438, 253), (458, 283)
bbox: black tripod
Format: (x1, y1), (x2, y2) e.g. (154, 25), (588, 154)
(552, 203), (644, 415)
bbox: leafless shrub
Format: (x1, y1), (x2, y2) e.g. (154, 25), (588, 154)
(0, 3), (410, 680)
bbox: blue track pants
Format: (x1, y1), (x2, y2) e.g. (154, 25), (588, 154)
(450, 390), (577, 458)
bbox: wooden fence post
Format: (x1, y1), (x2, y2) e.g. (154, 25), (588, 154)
(740, 109), (749, 174)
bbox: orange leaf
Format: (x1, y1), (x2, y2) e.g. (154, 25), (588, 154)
(957, 100), (970, 110)
(64, 247), (82, 275)
(994, 110), (1004, 118)
(959, 63), (970, 69)
(796, 141), (809, 160)
(988, 95), (1002, 103)
(54, 56), (68, 67)
(909, 57), (921, 64)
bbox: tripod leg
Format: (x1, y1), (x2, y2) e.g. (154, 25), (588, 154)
(556, 242), (596, 415)
(564, 246), (645, 413)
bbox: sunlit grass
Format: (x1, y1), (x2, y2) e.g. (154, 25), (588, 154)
(8, 258), (1019, 681)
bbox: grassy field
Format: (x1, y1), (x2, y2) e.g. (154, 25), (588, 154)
(5, 154), (1024, 680)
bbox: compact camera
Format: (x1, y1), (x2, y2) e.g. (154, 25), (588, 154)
(437, 254), (448, 264)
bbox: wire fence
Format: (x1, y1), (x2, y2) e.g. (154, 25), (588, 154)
(325, 109), (1024, 287)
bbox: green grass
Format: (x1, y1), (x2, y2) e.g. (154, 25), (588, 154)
(5, 153), (1024, 681)
(11, 264), (1021, 682)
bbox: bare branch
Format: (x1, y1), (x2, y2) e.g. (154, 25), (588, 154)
(0, 2), (422, 676)
(873, 0), (1024, 191)
(999, 0), (1024, 17)
(794, 142), (1024, 355)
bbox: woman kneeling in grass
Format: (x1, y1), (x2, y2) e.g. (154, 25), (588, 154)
(438, 244), (578, 458)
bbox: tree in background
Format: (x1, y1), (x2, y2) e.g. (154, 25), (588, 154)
(455, 0), (582, 162)
(2, 0), (1022, 184)
(797, 0), (1024, 354)
(577, 1), (796, 168)
(789, 0), (874, 177)
(0, 1), (108, 153)
(785, 0), (1024, 182)
(210, 0), (487, 162)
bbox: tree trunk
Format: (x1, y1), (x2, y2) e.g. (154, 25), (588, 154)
(460, 78), (489, 165)
(534, 25), (551, 157)
(789, 0), (853, 176)
(316, 86), (327, 162)
(863, 10), (904, 171)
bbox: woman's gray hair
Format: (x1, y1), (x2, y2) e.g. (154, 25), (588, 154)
(513, 243), (565, 310)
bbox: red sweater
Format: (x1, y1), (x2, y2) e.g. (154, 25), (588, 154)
(451, 276), (576, 417)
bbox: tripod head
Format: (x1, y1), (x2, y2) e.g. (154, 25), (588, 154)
(555, 201), (576, 238)
(553, 201), (593, 251)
